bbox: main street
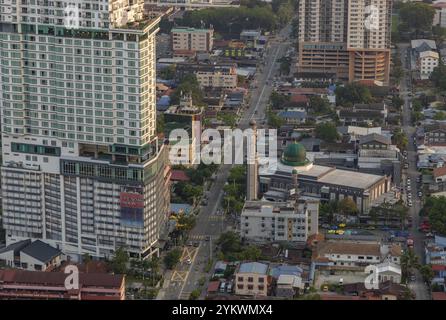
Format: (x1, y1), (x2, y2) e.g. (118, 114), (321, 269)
(398, 43), (430, 300)
(158, 23), (293, 300)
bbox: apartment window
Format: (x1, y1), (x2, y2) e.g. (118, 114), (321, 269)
(247, 277), (253, 283)
(258, 277), (264, 283)
(237, 277), (243, 282)
(247, 285), (253, 290)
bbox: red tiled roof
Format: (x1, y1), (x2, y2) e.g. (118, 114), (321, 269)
(433, 2), (446, 9)
(173, 50), (196, 56)
(433, 167), (446, 178)
(0, 269), (124, 288)
(432, 292), (446, 300)
(320, 294), (363, 300)
(290, 95), (309, 104)
(207, 281), (220, 293)
(170, 170), (190, 182)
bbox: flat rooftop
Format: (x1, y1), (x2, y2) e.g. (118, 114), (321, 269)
(318, 169), (384, 190)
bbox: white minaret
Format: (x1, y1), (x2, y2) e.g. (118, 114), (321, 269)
(247, 120), (259, 201)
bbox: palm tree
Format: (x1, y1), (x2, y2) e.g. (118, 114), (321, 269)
(401, 250), (420, 283)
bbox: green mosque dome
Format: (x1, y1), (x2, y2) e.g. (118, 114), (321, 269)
(281, 141), (310, 167)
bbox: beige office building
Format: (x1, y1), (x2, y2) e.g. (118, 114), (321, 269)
(171, 27), (214, 53)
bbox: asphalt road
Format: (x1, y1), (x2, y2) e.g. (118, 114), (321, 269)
(159, 24), (293, 300)
(398, 43), (430, 300)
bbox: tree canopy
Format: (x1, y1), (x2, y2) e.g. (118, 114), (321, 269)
(430, 62), (446, 91)
(180, 7), (277, 38)
(315, 122), (339, 143)
(399, 2), (435, 36)
(171, 74), (204, 106)
(270, 91), (290, 109)
(422, 196), (446, 235)
(110, 247), (129, 274)
(309, 96), (331, 115)
(164, 248), (182, 269)
(338, 198), (358, 216)
(335, 83), (372, 107)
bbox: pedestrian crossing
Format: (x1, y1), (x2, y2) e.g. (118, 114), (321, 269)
(178, 291), (192, 300)
(208, 215), (225, 221)
(189, 234), (206, 240)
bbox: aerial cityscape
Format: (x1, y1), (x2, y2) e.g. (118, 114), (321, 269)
(0, 0), (446, 303)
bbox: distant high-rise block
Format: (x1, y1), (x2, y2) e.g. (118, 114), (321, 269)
(297, 0), (392, 86)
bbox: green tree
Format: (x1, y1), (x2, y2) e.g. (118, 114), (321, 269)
(218, 113), (238, 128)
(270, 91), (290, 109)
(157, 113), (164, 135)
(276, 1), (294, 26)
(239, 245), (262, 261)
(434, 111), (446, 120)
(159, 64), (176, 80)
(315, 122), (339, 143)
(430, 62), (446, 91)
(171, 74), (204, 106)
(412, 111), (425, 124)
(392, 129), (408, 151)
(111, 247), (129, 274)
(422, 196), (446, 234)
(309, 96), (331, 115)
(392, 66), (405, 84)
(391, 96), (404, 110)
(319, 201), (338, 223)
(176, 214), (196, 232)
(419, 264), (434, 285)
(278, 56), (291, 75)
(433, 25), (446, 45)
(180, 6), (278, 37)
(267, 109), (285, 128)
(335, 83), (372, 107)
(164, 248), (182, 270)
(401, 250), (420, 283)
(189, 289), (201, 300)
(400, 2), (435, 37)
(338, 198), (358, 216)
(82, 253), (91, 265)
(217, 231), (242, 255)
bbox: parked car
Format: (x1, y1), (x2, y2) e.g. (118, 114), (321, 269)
(219, 281), (226, 293)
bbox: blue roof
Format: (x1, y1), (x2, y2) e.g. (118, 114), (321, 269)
(239, 262), (268, 275)
(435, 235), (446, 247)
(278, 110), (307, 119)
(170, 203), (192, 215)
(214, 261), (228, 272)
(270, 265), (303, 279)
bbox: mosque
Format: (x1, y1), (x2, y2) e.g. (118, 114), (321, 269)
(255, 140), (391, 214)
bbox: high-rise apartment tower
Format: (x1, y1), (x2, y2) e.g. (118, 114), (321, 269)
(0, 0), (171, 260)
